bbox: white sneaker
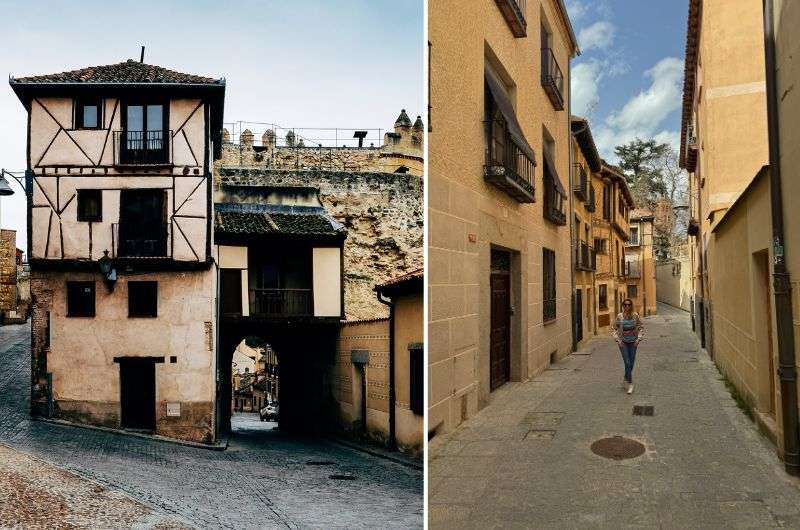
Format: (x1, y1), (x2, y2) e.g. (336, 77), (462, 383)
(627, 384), (634, 394)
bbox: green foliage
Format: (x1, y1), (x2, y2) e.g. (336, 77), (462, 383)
(614, 138), (670, 203)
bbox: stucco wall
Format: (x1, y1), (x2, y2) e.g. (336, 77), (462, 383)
(428, 0), (577, 436)
(31, 269), (216, 442)
(656, 253), (692, 312)
(215, 168), (423, 321)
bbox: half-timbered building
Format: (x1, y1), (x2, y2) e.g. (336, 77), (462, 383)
(10, 59), (225, 443)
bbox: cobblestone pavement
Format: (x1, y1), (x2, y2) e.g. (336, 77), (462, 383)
(429, 303), (800, 529)
(0, 323), (422, 529)
(0, 443), (190, 529)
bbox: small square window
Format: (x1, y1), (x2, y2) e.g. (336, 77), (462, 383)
(627, 284), (638, 299)
(128, 281), (158, 318)
(66, 281), (95, 317)
(76, 100), (102, 129)
(77, 190), (102, 222)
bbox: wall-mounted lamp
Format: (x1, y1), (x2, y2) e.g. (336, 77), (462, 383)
(98, 249), (117, 291)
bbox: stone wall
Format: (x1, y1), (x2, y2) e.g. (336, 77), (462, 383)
(0, 230), (17, 314)
(215, 167), (423, 321)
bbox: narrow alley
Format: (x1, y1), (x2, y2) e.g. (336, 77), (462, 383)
(429, 303), (800, 529)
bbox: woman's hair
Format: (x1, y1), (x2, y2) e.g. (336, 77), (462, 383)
(622, 298), (634, 312)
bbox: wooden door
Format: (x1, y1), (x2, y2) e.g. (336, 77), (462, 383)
(120, 359), (156, 430)
(490, 273), (511, 391)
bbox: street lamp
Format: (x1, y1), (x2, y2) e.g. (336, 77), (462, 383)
(98, 249), (117, 291)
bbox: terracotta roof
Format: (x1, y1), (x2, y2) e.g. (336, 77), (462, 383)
(600, 159), (635, 207)
(11, 59), (222, 85)
(375, 268), (423, 296)
(214, 203), (343, 237)
(570, 116), (602, 172)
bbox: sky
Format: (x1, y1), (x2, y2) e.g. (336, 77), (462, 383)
(566, 0), (688, 160)
(0, 0), (423, 250)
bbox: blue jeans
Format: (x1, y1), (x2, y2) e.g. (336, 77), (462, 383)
(619, 341), (638, 383)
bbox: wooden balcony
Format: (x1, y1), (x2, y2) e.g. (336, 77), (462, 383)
(543, 174), (566, 225)
(494, 0), (527, 38)
(586, 185), (596, 213)
(576, 241), (596, 271)
(249, 288), (312, 317)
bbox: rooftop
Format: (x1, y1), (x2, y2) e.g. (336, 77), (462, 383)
(10, 59), (223, 85)
(214, 202), (343, 238)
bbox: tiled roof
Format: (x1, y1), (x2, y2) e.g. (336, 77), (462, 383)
(376, 268), (423, 295)
(11, 59), (222, 85)
(214, 203), (342, 237)
(630, 208), (654, 220)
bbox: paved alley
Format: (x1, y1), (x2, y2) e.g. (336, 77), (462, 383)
(0, 323), (422, 529)
(429, 303), (800, 529)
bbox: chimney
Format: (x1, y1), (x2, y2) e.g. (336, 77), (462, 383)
(140, 46), (145, 63)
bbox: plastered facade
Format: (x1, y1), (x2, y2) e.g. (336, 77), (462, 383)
(428, 0), (578, 436)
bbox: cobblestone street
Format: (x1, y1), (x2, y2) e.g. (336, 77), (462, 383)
(429, 303), (800, 529)
(0, 323), (422, 529)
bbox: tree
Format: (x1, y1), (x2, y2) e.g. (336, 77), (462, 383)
(613, 138), (689, 261)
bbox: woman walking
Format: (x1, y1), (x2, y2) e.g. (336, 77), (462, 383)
(612, 299), (644, 394)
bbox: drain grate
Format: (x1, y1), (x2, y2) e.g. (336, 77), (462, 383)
(329, 474), (356, 480)
(306, 460), (335, 466)
(590, 436), (646, 460)
(524, 429), (556, 440)
(632, 405), (654, 416)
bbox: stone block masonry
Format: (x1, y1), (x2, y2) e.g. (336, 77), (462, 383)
(216, 168), (423, 321)
(0, 229), (17, 314)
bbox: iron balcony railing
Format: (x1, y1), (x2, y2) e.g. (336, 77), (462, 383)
(586, 185), (596, 213)
(573, 163), (587, 201)
(543, 298), (556, 322)
(249, 288), (312, 317)
(576, 241), (596, 271)
(543, 176), (566, 225)
(114, 130), (173, 166)
(625, 260), (642, 279)
(485, 120), (536, 202)
(495, 0), (527, 37)
(111, 223), (170, 258)
(541, 48), (565, 110)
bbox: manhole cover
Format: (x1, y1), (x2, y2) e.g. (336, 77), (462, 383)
(306, 460), (335, 466)
(632, 405), (654, 416)
(329, 474), (356, 480)
(590, 436), (646, 460)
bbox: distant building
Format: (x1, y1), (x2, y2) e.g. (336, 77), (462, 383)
(624, 209), (657, 317)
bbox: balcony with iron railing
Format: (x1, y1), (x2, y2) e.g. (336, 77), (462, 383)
(541, 48), (565, 110)
(575, 241), (596, 271)
(573, 163), (587, 201)
(114, 130), (173, 166)
(111, 223), (170, 258)
(543, 175), (566, 225)
(249, 288), (313, 317)
(495, 0), (527, 37)
(586, 185), (596, 213)
(485, 120), (536, 203)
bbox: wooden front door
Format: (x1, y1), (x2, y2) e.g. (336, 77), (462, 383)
(120, 359), (156, 431)
(490, 273), (511, 391)
(575, 289), (583, 343)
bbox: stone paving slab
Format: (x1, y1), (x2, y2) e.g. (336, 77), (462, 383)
(429, 303), (800, 529)
(0, 323), (422, 529)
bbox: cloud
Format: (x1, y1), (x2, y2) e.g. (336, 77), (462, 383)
(571, 61), (603, 116)
(606, 57), (683, 132)
(565, 0), (589, 22)
(578, 21), (616, 52)
(593, 57), (684, 160)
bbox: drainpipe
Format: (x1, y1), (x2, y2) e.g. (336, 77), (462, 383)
(376, 290), (397, 451)
(567, 64), (577, 352)
(764, 0), (800, 476)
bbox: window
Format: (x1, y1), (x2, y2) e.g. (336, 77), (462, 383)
(543, 248), (556, 322)
(594, 238), (607, 254)
(66, 281), (95, 317)
(627, 284), (638, 299)
(76, 99), (102, 129)
(77, 190), (102, 222)
(409, 343), (423, 416)
(629, 226), (639, 245)
(602, 183), (612, 220)
(599, 284), (608, 310)
(121, 102), (167, 164)
(128, 281), (158, 317)
(118, 190), (167, 257)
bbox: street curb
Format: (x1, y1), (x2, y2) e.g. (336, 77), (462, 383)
(327, 438), (423, 470)
(32, 417), (229, 451)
